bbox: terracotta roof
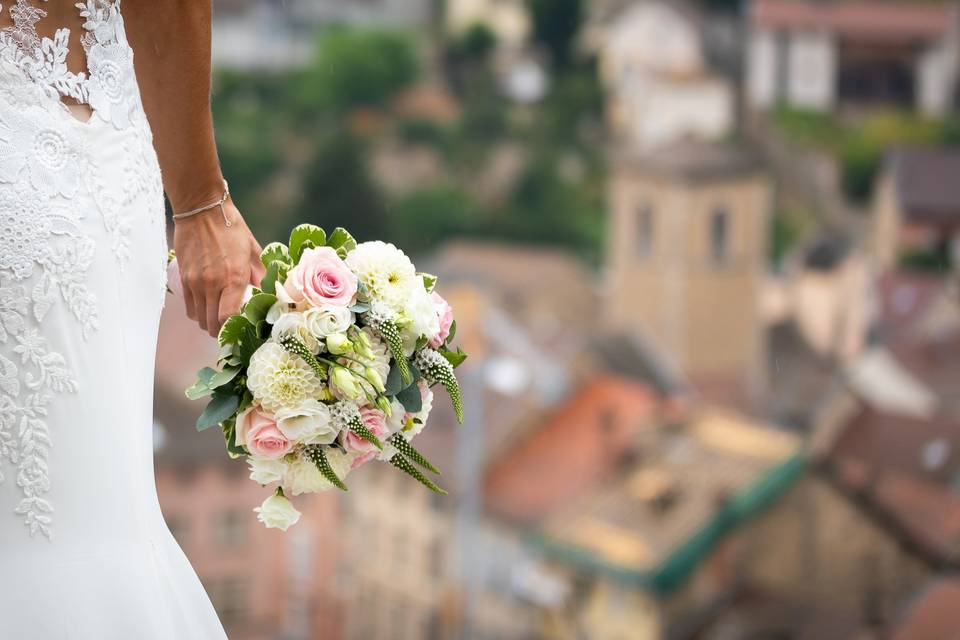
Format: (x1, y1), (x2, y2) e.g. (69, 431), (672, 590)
(826, 406), (960, 562)
(752, 0), (958, 41)
(893, 577), (960, 640)
(484, 374), (661, 525)
(537, 410), (802, 591)
(888, 148), (960, 223)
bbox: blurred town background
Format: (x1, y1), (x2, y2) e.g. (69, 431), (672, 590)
(153, 0), (960, 638)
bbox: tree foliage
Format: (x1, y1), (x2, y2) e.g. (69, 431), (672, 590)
(297, 28), (419, 114)
(527, 0), (584, 68)
(298, 133), (388, 242)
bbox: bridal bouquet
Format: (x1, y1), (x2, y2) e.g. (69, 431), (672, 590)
(183, 225), (466, 531)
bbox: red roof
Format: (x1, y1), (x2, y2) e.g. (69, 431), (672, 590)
(752, 0), (957, 41)
(827, 407), (960, 561)
(893, 578), (960, 639)
(484, 375), (661, 526)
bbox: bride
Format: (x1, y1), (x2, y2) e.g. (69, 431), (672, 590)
(0, 0), (262, 637)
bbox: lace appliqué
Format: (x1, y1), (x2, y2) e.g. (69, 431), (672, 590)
(0, 0), (151, 539)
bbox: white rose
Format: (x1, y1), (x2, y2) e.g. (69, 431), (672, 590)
(283, 449), (352, 496)
(248, 457), (289, 485)
(404, 278), (441, 340)
(254, 492), (302, 531)
(304, 305), (354, 338)
(273, 312), (320, 353)
(275, 399), (338, 445)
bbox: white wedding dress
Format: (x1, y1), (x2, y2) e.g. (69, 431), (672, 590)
(0, 1), (226, 638)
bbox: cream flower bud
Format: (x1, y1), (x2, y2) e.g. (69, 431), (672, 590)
(365, 367), (386, 393)
(330, 367), (361, 400)
(254, 491), (301, 531)
(326, 333), (353, 356)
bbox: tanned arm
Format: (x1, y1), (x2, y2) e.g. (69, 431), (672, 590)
(123, 0), (264, 338)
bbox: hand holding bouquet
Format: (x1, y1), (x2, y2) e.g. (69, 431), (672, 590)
(183, 225), (467, 531)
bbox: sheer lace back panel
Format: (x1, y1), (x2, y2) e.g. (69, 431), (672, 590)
(0, 0), (138, 127)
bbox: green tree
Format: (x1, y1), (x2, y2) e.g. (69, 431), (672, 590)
(297, 28), (419, 114)
(298, 133), (388, 241)
(527, 0), (583, 68)
(389, 187), (478, 256)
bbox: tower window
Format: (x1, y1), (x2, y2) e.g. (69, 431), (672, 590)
(636, 204), (654, 260)
(710, 208), (730, 265)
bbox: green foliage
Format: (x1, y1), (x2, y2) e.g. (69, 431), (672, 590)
(449, 22), (497, 61)
(289, 224), (327, 262)
(298, 133), (389, 242)
(243, 293), (278, 326)
(527, 0), (584, 68)
(769, 207), (814, 268)
(899, 246), (952, 271)
(774, 107), (960, 203)
(197, 391), (241, 432)
(297, 28), (419, 114)
(389, 187), (478, 256)
(487, 155), (604, 260)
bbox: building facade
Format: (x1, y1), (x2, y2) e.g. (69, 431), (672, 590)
(747, 0), (960, 117)
(605, 143), (773, 403)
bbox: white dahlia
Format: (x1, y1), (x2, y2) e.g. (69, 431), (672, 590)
(247, 342), (325, 413)
(344, 241), (417, 311)
(283, 449), (352, 495)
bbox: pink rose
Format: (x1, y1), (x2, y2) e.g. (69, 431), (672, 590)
(428, 291), (454, 348)
(236, 406), (293, 460)
(343, 406), (388, 455)
(350, 451), (378, 470)
(284, 247), (358, 308)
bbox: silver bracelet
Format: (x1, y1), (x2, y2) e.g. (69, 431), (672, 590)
(171, 179), (233, 228)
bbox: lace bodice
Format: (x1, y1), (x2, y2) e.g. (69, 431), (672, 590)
(0, 0), (165, 539)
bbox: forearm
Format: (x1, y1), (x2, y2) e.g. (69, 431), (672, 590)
(124, 0), (222, 212)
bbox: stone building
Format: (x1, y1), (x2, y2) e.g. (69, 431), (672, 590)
(605, 141), (773, 407)
(747, 0), (960, 117)
(592, 1), (735, 151)
(872, 148), (960, 272)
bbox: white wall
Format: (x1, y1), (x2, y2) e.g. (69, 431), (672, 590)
(787, 32), (836, 111)
(917, 37), (960, 117)
(748, 29), (779, 110)
(619, 76), (734, 150)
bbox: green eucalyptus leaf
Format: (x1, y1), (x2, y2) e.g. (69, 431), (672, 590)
(397, 382), (423, 413)
(208, 366), (241, 390)
(197, 391), (241, 431)
(290, 224), (327, 262)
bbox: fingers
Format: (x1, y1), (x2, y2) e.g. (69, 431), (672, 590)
(193, 288), (208, 334)
(206, 289), (222, 339)
(218, 282), (245, 330)
(183, 280), (197, 321)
